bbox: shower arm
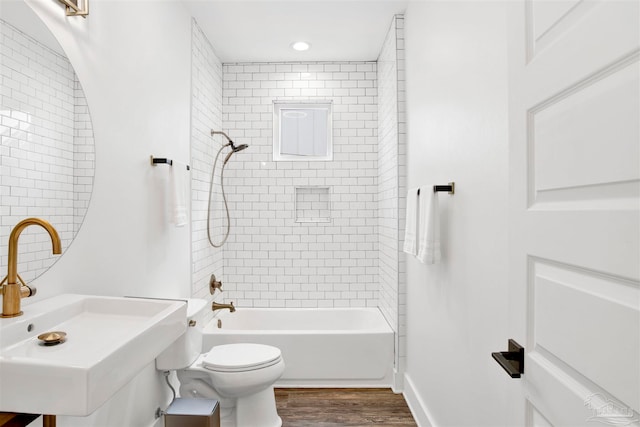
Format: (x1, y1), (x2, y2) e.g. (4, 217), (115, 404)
(211, 130), (233, 145)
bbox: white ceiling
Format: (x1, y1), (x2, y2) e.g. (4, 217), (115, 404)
(182, 0), (408, 63)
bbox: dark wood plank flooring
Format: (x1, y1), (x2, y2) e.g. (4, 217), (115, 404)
(275, 388), (417, 426)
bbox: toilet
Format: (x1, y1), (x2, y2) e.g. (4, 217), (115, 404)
(156, 299), (285, 427)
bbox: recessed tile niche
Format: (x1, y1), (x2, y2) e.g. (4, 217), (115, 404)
(294, 186), (331, 223)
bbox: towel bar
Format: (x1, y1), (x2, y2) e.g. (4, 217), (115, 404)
(417, 182), (455, 196)
(433, 182), (455, 194)
(150, 156), (190, 170)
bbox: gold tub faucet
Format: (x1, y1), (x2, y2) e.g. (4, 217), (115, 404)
(212, 301), (235, 312)
(1, 218), (61, 318)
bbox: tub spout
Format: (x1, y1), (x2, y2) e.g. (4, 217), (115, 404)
(212, 301), (235, 313)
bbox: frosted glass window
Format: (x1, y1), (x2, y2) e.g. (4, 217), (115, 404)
(274, 102), (332, 161)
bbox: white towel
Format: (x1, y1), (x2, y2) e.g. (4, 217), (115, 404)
(416, 187), (441, 264)
(402, 187), (419, 255)
(170, 161), (189, 227)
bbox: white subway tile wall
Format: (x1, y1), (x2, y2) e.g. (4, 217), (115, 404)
(191, 20), (224, 302)
(221, 61), (379, 308)
(396, 16), (408, 383)
(377, 15), (407, 379)
(378, 17), (399, 334)
(0, 20), (94, 282)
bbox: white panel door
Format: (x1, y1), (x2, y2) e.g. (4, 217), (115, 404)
(506, 0), (640, 425)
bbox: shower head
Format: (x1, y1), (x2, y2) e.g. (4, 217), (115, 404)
(223, 142), (249, 165)
(231, 143), (248, 153)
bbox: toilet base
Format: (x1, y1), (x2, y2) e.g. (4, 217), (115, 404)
(236, 386), (281, 427)
(178, 376), (282, 427)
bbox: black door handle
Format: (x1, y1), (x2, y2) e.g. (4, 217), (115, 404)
(492, 339), (524, 378)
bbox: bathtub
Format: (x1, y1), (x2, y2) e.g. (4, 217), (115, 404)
(202, 307), (394, 387)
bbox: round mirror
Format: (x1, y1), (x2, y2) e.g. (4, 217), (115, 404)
(0, 1), (95, 283)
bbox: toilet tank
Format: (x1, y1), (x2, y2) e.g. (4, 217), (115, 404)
(156, 298), (208, 370)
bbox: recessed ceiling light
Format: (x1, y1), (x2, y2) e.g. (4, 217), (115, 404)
(291, 41), (311, 51)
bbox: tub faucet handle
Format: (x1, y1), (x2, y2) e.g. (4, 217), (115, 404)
(209, 274), (223, 294)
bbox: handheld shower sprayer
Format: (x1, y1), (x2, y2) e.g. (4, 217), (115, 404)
(210, 130), (249, 164)
(224, 143), (249, 165)
(207, 130), (249, 247)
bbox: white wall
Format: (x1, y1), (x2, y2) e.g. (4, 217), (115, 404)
(403, 2), (510, 426)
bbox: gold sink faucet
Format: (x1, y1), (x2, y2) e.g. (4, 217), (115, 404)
(1, 218), (61, 318)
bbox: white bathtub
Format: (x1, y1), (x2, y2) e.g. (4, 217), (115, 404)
(202, 308), (395, 387)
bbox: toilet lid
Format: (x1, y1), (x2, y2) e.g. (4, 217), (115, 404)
(202, 343), (282, 372)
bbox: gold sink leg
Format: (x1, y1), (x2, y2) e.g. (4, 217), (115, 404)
(43, 414), (56, 427)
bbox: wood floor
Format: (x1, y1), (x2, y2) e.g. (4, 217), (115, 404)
(275, 388), (417, 426)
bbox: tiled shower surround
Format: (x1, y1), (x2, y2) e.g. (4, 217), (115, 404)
(0, 20), (94, 282)
(189, 15), (406, 376)
(191, 20), (224, 299)
(221, 61), (379, 308)
(377, 15), (406, 380)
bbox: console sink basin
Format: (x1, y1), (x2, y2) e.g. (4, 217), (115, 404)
(0, 294), (186, 416)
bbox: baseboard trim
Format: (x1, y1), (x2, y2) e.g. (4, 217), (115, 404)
(392, 368), (405, 393)
(402, 374), (437, 427)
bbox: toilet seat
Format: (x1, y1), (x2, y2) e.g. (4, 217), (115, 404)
(203, 343), (282, 372)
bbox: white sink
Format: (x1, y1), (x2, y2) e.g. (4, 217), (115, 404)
(0, 294), (187, 416)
